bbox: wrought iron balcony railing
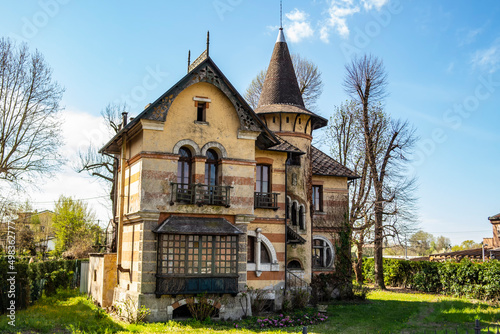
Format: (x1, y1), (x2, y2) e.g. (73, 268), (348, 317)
(170, 182), (231, 207)
(254, 192), (279, 210)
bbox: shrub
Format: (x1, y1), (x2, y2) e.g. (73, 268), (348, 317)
(247, 286), (270, 316)
(185, 294), (221, 321)
(115, 296), (151, 324)
(352, 283), (368, 300)
(43, 268), (74, 296)
(363, 257), (500, 302)
(252, 311), (328, 329)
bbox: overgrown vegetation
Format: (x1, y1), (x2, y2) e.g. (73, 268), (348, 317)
(185, 294), (222, 321)
(363, 258), (500, 301)
(0, 257), (78, 313)
(114, 296), (151, 324)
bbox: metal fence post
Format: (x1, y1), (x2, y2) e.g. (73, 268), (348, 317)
(302, 326), (307, 334)
(474, 319), (481, 334)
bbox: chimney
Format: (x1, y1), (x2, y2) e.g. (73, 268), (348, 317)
(122, 112), (128, 127)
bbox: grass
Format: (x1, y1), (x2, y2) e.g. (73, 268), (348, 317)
(0, 288), (499, 333)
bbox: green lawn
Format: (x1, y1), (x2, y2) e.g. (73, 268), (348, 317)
(1, 288), (498, 333)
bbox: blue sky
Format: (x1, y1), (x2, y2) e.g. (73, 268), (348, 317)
(1, 0), (499, 245)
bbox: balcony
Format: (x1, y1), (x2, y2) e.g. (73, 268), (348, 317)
(170, 183), (231, 207)
(254, 192), (279, 210)
(155, 275), (238, 297)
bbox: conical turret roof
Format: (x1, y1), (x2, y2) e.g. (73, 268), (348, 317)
(255, 28), (327, 130)
(257, 28), (305, 109)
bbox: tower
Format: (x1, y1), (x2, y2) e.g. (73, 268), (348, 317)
(255, 28), (328, 281)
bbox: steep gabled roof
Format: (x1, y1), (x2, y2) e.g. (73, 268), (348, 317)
(311, 146), (358, 179)
(100, 56), (277, 154)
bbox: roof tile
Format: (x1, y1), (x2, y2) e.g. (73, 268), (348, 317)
(311, 146), (358, 179)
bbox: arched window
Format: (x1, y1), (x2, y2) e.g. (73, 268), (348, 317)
(261, 243), (271, 264)
(177, 147), (192, 186)
(299, 205), (305, 230)
(205, 149), (218, 185)
(291, 202), (298, 226)
(247, 236), (271, 264)
(313, 237), (334, 268)
(287, 260), (302, 270)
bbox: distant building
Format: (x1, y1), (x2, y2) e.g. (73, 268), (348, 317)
(94, 29), (357, 321)
(13, 210), (56, 253)
(483, 213), (500, 248)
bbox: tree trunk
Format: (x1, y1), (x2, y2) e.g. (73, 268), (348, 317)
(354, 240), (364, 284)
(373, 199), (386, 289)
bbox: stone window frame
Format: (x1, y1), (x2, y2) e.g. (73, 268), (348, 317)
(201, 142), (228, 158)
(287, 197), (306, 232)
(173, 139), (201, 156)
(246, 228), (279, 277)
(312, 235), (335, 269)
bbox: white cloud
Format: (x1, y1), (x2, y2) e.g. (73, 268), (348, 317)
(361, 0), (389, 11)
(471, 39), (500, 73)
(22, 109), (113, 226)
(61, 109), (109, 159)
(283, 9), (314, 43)
(285, 8), (307, 22)
(322, 0), (360, 40)
(320, 0), (391, 42)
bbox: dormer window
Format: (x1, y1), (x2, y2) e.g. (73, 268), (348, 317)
(193, 96), (211, 123)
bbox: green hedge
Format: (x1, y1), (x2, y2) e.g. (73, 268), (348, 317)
(0, 258), (78, 314)
(362, 258), (500, 301)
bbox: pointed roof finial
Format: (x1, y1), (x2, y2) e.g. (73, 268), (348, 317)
(187, 50), (191, 73)
(206, 31), (210, 57)
(280, 0), (283, 29)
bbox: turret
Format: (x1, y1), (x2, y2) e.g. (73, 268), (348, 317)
(255, 28), (327, 148)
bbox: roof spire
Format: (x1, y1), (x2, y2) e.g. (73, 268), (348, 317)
(257, 28), (304, 109)
(206, 31), (210, 57)
(187, 50), (191, 73)
(280, 0), (283, 29)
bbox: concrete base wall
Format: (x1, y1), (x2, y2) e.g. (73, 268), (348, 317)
(113, 286), (250, 322)
(88, 253), (117, 307)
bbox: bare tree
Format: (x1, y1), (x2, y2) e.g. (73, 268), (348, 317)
(76, 103), (125, 252)
(343, 55), (418, 289)
(245, 54), (323, 110)
(0, 38), (64, 188)
(245, 70), (266, 110)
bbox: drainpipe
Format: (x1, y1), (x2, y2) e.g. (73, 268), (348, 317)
(116, 132), (127, 284)
(284, 153), (290, 296)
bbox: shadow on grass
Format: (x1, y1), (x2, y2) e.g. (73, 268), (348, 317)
(0, 289), (125, 334)
(309, 292), (500, 334)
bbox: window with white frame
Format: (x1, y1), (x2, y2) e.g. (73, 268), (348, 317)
(246, 228), (279, 276)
